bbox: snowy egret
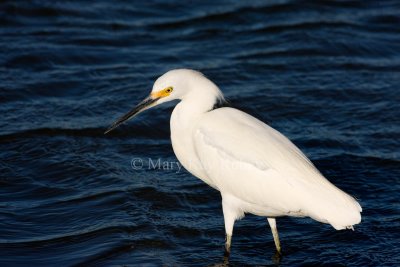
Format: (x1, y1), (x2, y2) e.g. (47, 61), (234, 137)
(105, 69), (362, 255)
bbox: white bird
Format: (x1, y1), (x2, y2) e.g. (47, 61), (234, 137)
(105, 69), (362, 256)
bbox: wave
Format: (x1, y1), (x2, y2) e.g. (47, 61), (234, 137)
(0, 125), (171, 141)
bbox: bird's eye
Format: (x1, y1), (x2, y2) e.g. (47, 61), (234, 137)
(165, 87), (173, 93)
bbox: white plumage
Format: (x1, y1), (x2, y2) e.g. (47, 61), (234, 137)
(105, 69), (362, 255)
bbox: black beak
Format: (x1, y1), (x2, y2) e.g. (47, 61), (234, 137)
(104, 96), (159, 134)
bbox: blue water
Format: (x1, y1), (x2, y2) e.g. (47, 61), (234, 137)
(1, 0), (399, 266)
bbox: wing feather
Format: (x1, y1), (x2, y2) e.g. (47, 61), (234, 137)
(193, 107), (361, 229)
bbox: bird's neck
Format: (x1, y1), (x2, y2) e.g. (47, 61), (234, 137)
(172, 90), (222, 134)
(171, 76), (225, 135)
(171, 96), (213, 132)
(180, 77), (224, 116)
(170, 86), (222, 189)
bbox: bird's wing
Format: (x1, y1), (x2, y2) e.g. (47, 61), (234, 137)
(193, 107), (361, 229)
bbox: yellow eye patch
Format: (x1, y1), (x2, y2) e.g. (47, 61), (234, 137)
(151, 86), (173, 98)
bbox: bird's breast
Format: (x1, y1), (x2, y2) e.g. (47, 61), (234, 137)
(170, 105), (218, 189)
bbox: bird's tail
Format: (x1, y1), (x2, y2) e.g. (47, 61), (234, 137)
(307, 185), (362, 230)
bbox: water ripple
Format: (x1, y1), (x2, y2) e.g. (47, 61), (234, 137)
(1, 0), (400, 266)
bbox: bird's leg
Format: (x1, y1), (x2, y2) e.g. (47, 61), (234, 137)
(267, 217), (281, 254)
(222, 196), (236, 257)
(225, 234), (232, 257)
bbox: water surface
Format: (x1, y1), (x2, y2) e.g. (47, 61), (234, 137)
(1, 0), (399, 266)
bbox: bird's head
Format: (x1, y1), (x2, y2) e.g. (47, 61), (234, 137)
(104, 69), (219, 134)
(149, 69), (192, 104)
